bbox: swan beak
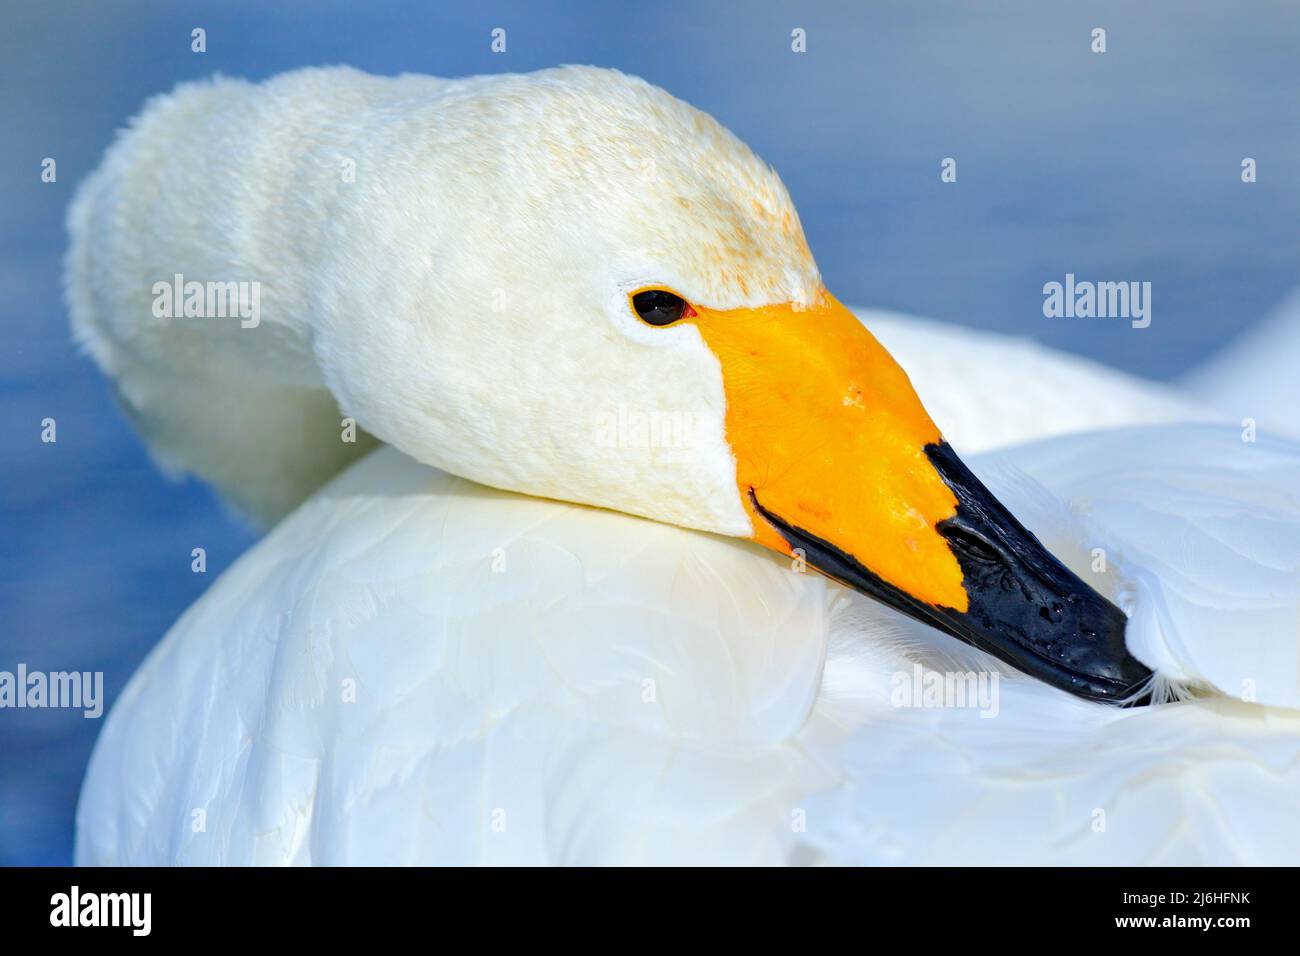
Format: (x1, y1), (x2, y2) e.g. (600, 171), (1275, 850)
(690, 293), (1152, 704)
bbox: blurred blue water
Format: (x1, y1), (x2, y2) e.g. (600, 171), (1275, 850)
(2, 0), (1298, 865)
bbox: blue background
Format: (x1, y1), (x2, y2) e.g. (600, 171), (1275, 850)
(2, 0), (1298, 864)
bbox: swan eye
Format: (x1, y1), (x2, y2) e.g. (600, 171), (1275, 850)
(632, 289), (693, 326)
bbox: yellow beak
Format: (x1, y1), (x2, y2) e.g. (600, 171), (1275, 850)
(684, 291), (1152, 704)
(690, 292), (966, 610)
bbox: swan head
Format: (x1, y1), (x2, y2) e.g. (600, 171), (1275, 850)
(326, 66), (1150, 703)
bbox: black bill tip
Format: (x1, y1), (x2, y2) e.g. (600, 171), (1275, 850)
(925, 442), (1152, 704)
(750, 442), (1153, 705)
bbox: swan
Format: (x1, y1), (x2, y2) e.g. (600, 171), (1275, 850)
(67, 66), (1300, 865)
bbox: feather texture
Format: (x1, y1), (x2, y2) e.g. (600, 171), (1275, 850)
(77, 424), (1300, 865)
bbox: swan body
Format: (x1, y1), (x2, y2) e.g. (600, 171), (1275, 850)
(858, 310), (1207, 450)
(67, 65), (1300, 865)
(77, 422), (1300, 865)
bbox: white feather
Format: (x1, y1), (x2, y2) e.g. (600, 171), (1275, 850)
(77, 423), (1300, 865)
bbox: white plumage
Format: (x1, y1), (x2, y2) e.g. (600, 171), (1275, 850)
(65, 65), (817, 533)
(77, 417), (1300, 865)
(68, 66), (1300, 866)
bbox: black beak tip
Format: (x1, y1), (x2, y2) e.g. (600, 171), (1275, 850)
(929, 441), (1154, 705)
(949, 581), (1153, 705)
(748, 443), (1157, 706)
(1059, 592), (1153, 705)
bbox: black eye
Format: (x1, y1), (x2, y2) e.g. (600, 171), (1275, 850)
(632, 289), (691, 326)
